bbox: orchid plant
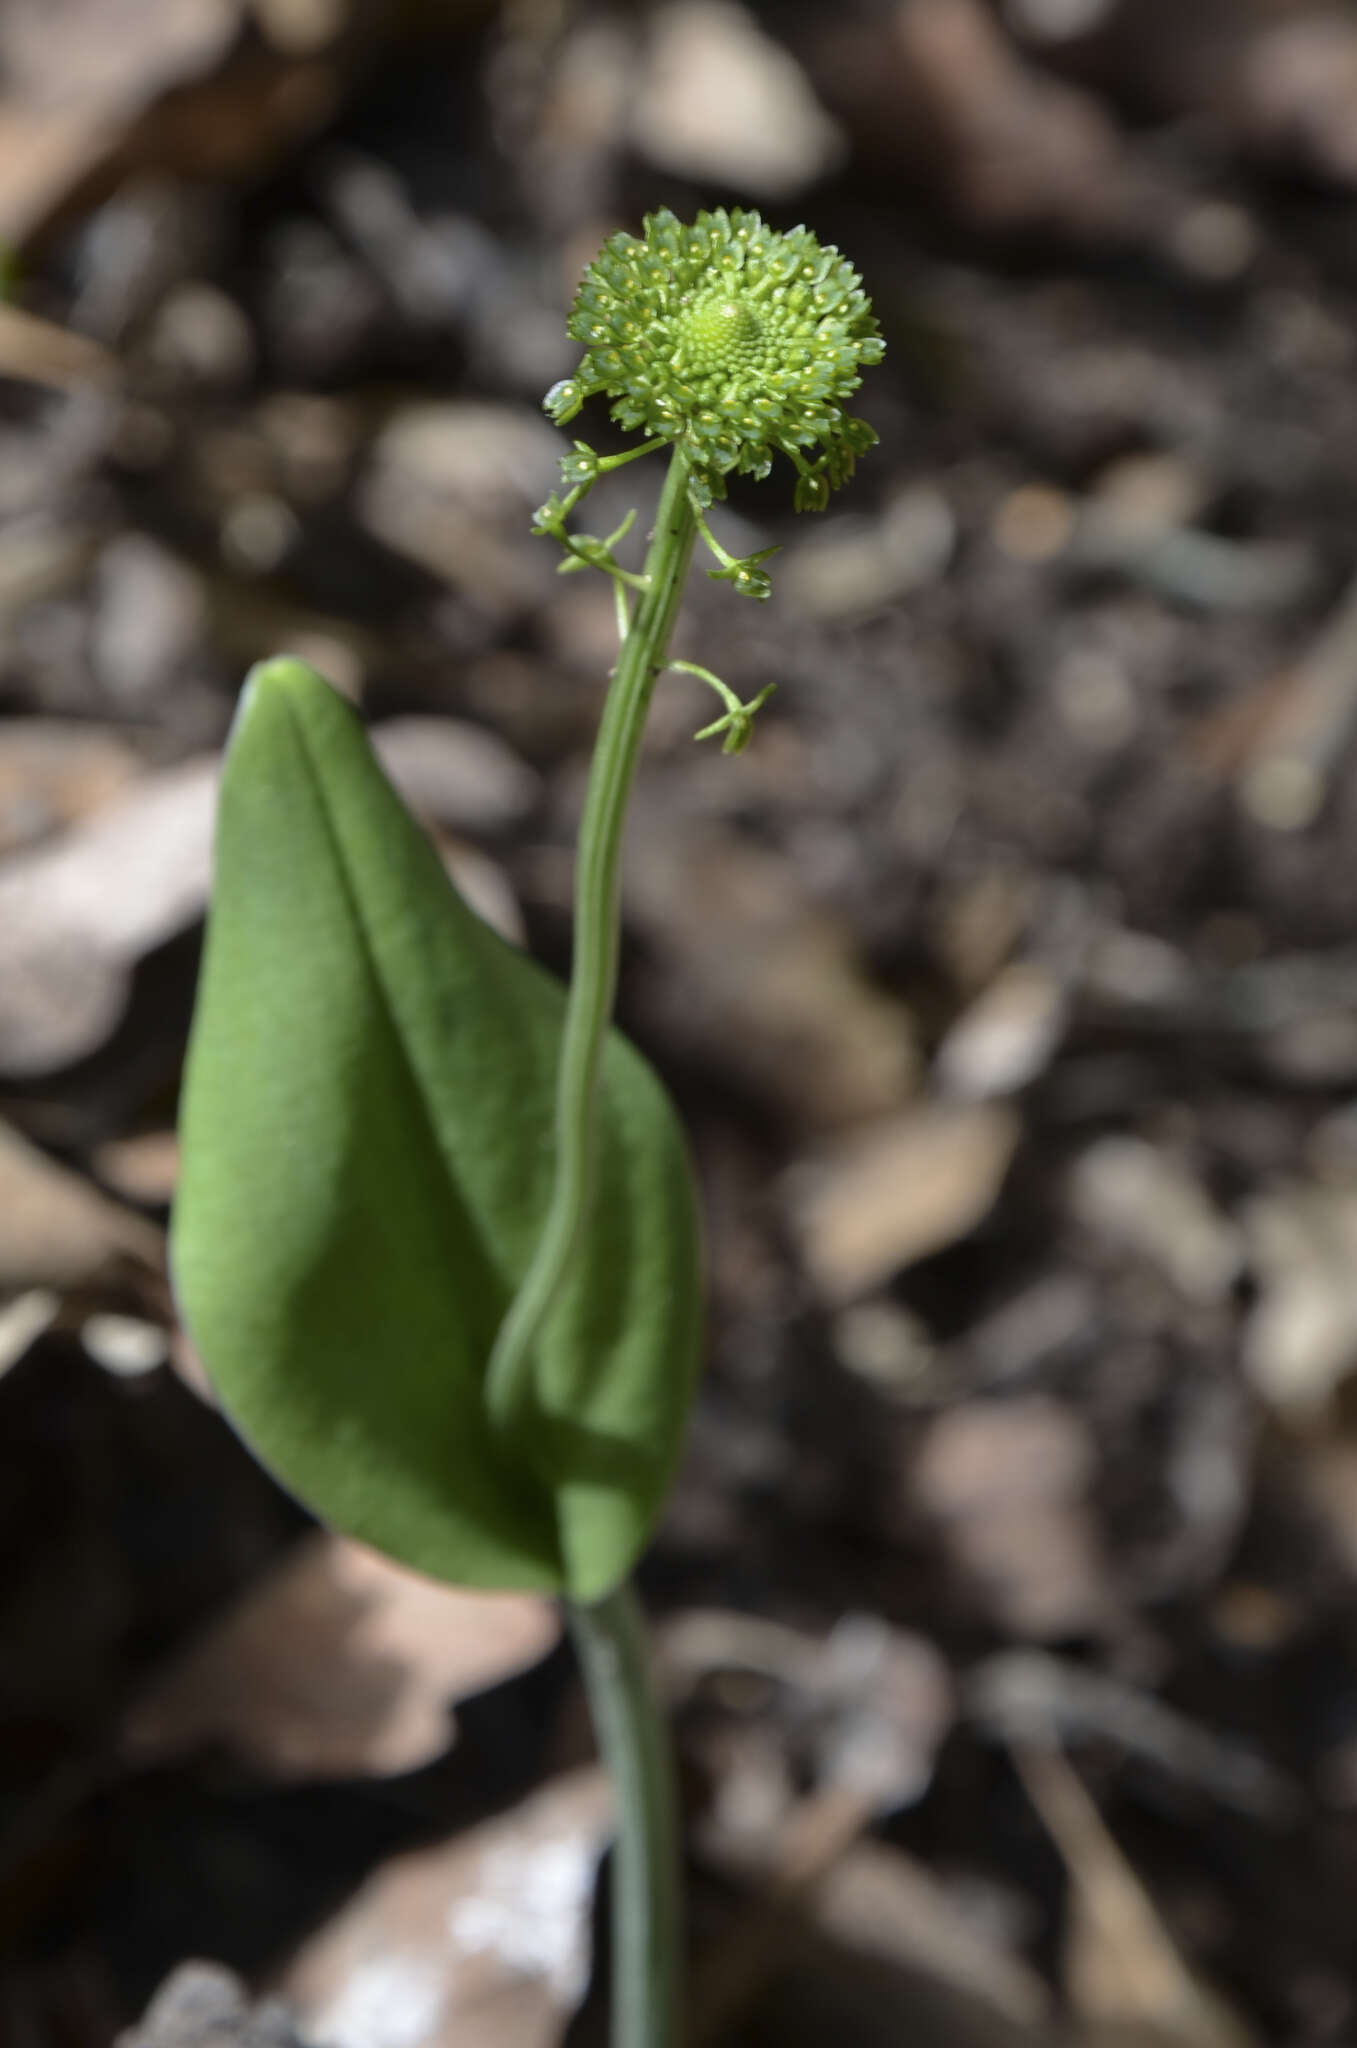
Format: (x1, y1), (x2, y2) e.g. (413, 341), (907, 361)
(172, 207), (883, 2048)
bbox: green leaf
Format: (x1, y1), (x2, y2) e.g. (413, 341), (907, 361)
(172, 659), (702, 1601)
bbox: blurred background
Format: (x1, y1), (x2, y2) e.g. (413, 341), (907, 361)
(5, 1), (1357, 2043)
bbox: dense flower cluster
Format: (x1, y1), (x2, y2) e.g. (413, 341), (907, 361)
(545, 206), (884, 510)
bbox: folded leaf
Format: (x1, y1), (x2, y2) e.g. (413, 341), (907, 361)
(172, 660), (702, 1600)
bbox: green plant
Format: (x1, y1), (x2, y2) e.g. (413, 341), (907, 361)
(172, 205), (882, 2048)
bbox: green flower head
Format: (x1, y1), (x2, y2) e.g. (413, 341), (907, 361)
(545, 207), (885, 511)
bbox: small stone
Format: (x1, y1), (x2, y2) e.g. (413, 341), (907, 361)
(371, 718), (539, 834)
(914, 1398), (1109, 1638)
(1264, 1008), (1357, 1085)
(251, 0), (348, 55)
(1243, 1183), (1357, 1421)
(791, 1102), (1020, 1302)
(82, 1313), (169, 1376)
(220, 492), (299, 574)
(1003, 0), (1114, 37)
(359, 404), (558, 616)
(786, 486), (956, 620)
(1170, 201), (1258, 282)
(1241, 753), (1323, 833)
(0, 756), (219, 1075)
(936, 963), (1066, 1099)
(833, 1300), (937, 1398)
(0, 718), (141, 853)
(633, 1), (846, 200)
(0, 1289), (60, 1378)
(93, 535), (205, 704)
(119, 1960), (312, 2048)
(968, 1273), (1096, 1382)
(1069, 1136), (1244, 1305)
(148, 282), (255, 386)
(1052, 649), (1139, 750)
(993, 484), (1074, 562)
(279, 1769), (610, 2044)
(437, 838), (525, 947)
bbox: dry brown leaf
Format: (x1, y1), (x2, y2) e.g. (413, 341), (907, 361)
(0, 720), (143, 856)
(1014, 1743), (1257, 2048)
(276, 1766), (611, 2047)
(120, 1531), (560, 1778)
(0, 305), (119, 393)
(0, 756), (218, 1076)
(0, 0), (243, 244)
(0, 1119), (163, 1293)
(0, 712), (538, 1076)
(790, 0), (1141, 232)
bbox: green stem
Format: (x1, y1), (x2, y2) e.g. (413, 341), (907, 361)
(485, 446), (696, 1432)
(569, 1583), (681, 2048)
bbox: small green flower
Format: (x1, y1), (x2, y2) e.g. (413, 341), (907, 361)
(545, 207), (884, 511)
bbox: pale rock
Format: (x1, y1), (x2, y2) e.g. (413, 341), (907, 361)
(1002, 0), (1114, 40)
(93, 533), (205, 702)
(784, 486), (956, 621)
(371, 717), (539, 834)
(1243, 1182), (1357, 1421)
(0, 1288), (60, 1377)
(1069, 1135), (1244, 1305)
(120, 1960), (313, 2048)
(633, 1), (845, 200)
(0, 717), (141, 853)
(0, 755), (218, 1073)
(147, 281), (255, 385)
(0, 710), (534, 1074)
(936, 961), (1066, 1099)
(82, 1312), (169, 1376)
(359, 404), (559, 616)
(790, 1101), (1019, 1301)
(832, 1299), (937, 1398)
(1084, 927), (1194, 1009)
(0, 0), (240, 114)
(968, 1272), (1096, 1382)
(438, 837), (526, 947)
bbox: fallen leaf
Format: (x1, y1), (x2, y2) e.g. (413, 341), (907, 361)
(0, 756), (219, 1076)
(631, 828), (920, 1134)
(120, 1531), (560, 1778)
(0, 719), (142, 856)
(0, 713), (539, 1076)
(0, 1119), (163, 1292)
(277, 1766), (611, 2046)
(1014, 1742), (1257, 2048)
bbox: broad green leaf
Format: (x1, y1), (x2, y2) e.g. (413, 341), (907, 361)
(172, 659), (702, 1601)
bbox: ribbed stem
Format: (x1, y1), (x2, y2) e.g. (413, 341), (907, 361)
(569, 1583), (681, 2048)
(485, 447), (696, 1432)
